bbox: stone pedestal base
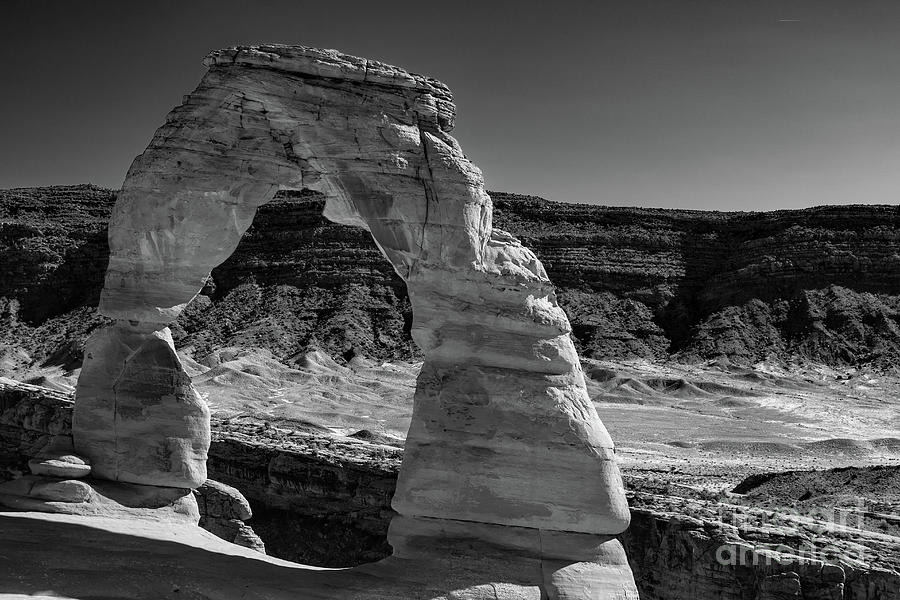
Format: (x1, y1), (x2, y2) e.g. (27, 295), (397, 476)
(386, 515), (640, 599)
(0, 475), (199, 524)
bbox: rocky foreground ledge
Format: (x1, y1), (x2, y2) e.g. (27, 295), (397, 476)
(2, 379), (897, 600)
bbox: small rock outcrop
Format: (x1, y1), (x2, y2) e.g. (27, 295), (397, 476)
(0, 474), (200, 523)
(194, 479), (265, 553)
(28, 433), (91, 478)
(0, 377), (72, 477)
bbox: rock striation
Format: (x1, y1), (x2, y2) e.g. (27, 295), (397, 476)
(622, 490), (900, 600)
(0, 377), (72, 476)
(66, 44), (636, 597)
(207, 418), (400, 565)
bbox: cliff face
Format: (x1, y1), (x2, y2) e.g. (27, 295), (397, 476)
(0, 185), (112, 375)
(491, 194), (900, 366)
(2, 185), (900, 371)
(0, 185), (112, 324)
(206, 420), (399, 566)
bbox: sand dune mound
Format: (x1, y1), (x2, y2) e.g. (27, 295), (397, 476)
(587, 366), (760, 407)
(191, 347), (415, 438)
(800, 438), (880, 457)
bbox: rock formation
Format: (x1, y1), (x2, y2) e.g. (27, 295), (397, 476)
(4, 43), (894, 598)
(66, 45), (637, 597)
(491, 195), (900, 366)
(194, 479), (266, 553)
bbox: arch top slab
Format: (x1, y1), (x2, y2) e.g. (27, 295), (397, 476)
(101, 44), (491, 324)
(203, 45), (458, 126)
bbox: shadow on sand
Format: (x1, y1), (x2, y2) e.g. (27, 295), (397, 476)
(0, 512), (547, 600)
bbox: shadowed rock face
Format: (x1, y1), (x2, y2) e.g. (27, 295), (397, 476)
(70, 44), (637, 597)
(491, 195), (900, 365)
(5, 187), (900, 372)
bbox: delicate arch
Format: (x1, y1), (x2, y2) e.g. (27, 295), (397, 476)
(72, 48), (636, 594)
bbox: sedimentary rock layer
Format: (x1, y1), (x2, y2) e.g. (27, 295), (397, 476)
(4, 187), (900, 371)
(492, 195), (900, 365)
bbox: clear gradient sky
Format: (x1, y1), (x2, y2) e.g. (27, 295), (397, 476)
(2, 1), (900, 210)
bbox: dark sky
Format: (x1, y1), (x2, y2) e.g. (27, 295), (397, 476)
(2, 1), (900, 210)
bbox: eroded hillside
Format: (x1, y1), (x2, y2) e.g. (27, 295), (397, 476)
(2, 185), (900, 373)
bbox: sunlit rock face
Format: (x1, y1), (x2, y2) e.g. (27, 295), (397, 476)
(98, 46), (484, 323)
(74, 44), (636, 597)
(74, 322), (209, 487)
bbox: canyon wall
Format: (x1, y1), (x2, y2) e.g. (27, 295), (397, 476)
(3, 185), (900, 372)
(494, 194), (900, 366)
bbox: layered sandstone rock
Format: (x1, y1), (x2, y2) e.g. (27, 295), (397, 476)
(194, 479), (266, 553)
(0, 474), (201, 524)
(0, 185), (112, 326)
(28, 433), (91, 478)
(622, 491), (900, 600)
(68, 44), (636, 596)
(5, 187), (900, 374)
(490, 194), (900, 365)
(207, 419), (400, 565)
(74, 322), (209, 487)
(0, 377), (72, 477)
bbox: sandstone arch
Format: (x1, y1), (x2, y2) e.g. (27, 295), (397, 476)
(73, 45), (638, 598)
